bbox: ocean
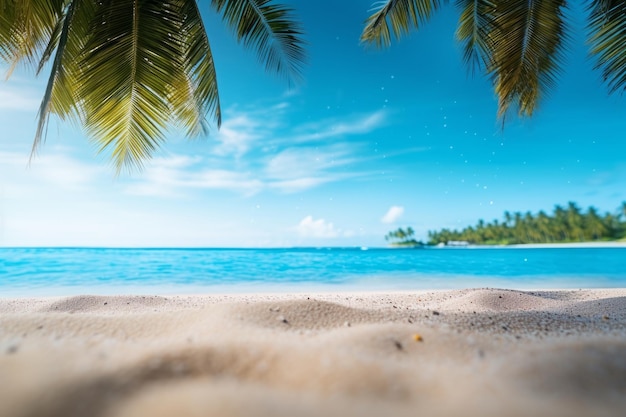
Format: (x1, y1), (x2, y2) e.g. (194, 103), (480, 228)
(1, 247), (625, 297)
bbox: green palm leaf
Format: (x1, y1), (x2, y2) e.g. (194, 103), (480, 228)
(588, 0), (626, 94)
(212, 0), (306, 83)
(168, 0), (222, 137)
(488, 0), (568, 118)
(455, 0), (497, 73)
(1, 0), (306, 172)
(361, 0), (446, 48)
(78, 0), (188, 172)
(33, 0), (97, 156)
(0, 0), (64, 75)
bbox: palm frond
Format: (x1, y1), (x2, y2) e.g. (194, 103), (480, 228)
(168, 0), (221, 137)
(489, 0), (568, 118)
(79, 0), (186, 173)
(32, 0), (77, 157)
(361, 0), (445, 48)
(0, 0), (64, 75)
(455, 0), (497, 74)
(588, 0), (626, 94)
(3, 0), (306, 172)
(211, 0), (306, 83)
(36, 1), (73, 76)
(0, 1), (17, 65)
(32, 1), (98, 154)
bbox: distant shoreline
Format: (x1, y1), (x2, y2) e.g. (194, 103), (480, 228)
(458, 241), (626, 249)
(503, 241), (626, 248)
(393, 241), (626, 249)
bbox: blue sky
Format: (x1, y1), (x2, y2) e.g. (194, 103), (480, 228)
(1, 0), (625, 247)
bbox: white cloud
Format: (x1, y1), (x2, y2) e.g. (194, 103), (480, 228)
(381, 206), (404, 224)
(268, 177), (330, 193)
(272, 102), (290, 110)
(292, 110), (386, 143)
(118, 105), (385, 198)
(1, 150), (105, 192)
(265, 144), (356, 179)
(212, 115), (261, 157)
(295, 216), (339, 238)
(0, 85), (40, 112)
(263, 143), (364, 192)
(282, 88), (300, 98)
(126, 140), (365, 196)
(125, 155), (264, 197)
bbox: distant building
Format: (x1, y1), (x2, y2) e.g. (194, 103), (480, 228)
(447, 240), (469, 247)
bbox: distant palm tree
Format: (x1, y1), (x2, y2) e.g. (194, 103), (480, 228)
(0, 0), (305, 172)
(513, 211), (524, 242)
(617, 202), (626, 238)
(553, 204), (569, 240)
(536, 210), (551, 241)
(503, 211), (512, 227)
(567, 201), (584, 240)
(584, 206), (607, 240)
(361, 0), (626, 121)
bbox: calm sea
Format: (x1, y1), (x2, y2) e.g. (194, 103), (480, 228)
(1, 247), (625, 297)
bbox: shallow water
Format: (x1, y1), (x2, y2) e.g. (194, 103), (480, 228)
(1, 247), (625, 296)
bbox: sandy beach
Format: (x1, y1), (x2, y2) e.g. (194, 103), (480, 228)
(1, 288), (625, 417)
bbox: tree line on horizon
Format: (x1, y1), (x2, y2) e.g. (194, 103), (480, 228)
(387, 202), (626, 246)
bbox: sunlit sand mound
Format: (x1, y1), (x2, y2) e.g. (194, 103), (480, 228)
(437, 288), (559, 312)
(1, 289), (626, 417)
(42, 295), (174, 314)
(232, 299), (390, 330)
(0, 295), (192, 315)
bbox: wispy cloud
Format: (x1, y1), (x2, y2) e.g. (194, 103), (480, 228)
(0, 79), (41, 112)
(125, 155), (263, 197)
(381, 206), (404, 223)
(267, 177), (330, 193)
(291, 111), (387, 143)
(266, 142), (356, 175)
(263, 143), (364, 193)
(586, 165), (626, 187)
(124, 150), (357, 197)
(0, 85), (40, 112)
(212, 115), (262, 157)
(282, 88), (300, 98)
(125, 103), (386, 197)
(1, 150), (104, 191)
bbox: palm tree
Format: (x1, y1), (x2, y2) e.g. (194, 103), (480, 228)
(513, 211), (524, 243)
(584, 206), (607, 240)
(566, 201), (584, 240)
(523, 211), (539, 242)
(0, 0), (305, 172)
(360, 0), (626, 121)
(536, 210), (552, 241)
(553, 204), (569, 241)
(503, 211), (512, 227)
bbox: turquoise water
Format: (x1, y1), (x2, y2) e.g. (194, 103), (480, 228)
(1, 247), (625, 297)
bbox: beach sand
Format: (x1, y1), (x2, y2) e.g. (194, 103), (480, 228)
(1, 288), (625, 417)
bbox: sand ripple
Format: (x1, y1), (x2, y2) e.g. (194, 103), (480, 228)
(1, 288), (626, 417)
